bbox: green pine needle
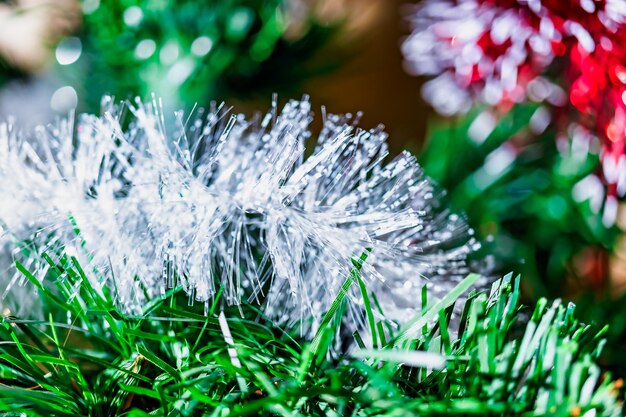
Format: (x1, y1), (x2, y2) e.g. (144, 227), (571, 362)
(0, 254), (622, 416)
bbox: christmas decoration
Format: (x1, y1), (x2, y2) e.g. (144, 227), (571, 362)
(0, 0), (620, 413)
(0, 96), (476, 334)
(0, 96), (621, 415)
(403, 0), (626, 199)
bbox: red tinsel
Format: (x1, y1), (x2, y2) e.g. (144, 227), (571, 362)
(403, 0), (626, 196)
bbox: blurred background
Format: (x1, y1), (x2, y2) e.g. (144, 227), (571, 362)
(1, 0), (626, 376)
(0, 0), (430, 148)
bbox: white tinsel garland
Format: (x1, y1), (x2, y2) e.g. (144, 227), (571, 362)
(0, 96), (477, 333)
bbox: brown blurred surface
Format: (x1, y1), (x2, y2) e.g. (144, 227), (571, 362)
(231, 0), (431, 155)
(301, 0), (430, 155)
(233, 0), (430, 155)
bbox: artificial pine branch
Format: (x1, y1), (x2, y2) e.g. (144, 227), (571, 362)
(0, 253), (621, 416)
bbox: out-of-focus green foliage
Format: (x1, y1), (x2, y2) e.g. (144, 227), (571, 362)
(419, 104), (626, 373)
(421, 104), (617, 296)
(74, 0), (338, 111)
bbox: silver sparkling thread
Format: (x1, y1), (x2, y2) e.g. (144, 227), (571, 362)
(0, 96), (477, 333)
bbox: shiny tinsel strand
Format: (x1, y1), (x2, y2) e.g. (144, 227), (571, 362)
(0, 96), (478, 334)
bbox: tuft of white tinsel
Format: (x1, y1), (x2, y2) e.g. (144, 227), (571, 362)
(0, 96), (478, 333)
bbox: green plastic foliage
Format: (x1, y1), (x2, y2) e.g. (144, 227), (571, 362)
(418, 104), (626, 377)
(0, 249), (621, 416)
(419, 105), (619, 298)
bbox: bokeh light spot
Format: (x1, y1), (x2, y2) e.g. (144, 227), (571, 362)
(124, 6), (144, 27)
(82, 0), (100, 14)
(135, 39), (157, 60)
(50, 86), (78, 112)
(191, 37), (214, 57)
(55, 37), (82, 66)
(160, 41), (180, 65)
